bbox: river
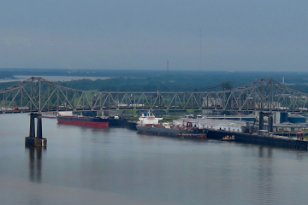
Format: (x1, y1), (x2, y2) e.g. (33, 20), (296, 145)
(1, 114), (308, 205)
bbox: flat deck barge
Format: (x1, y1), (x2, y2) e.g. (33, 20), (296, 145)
(204, 129), (308, 151)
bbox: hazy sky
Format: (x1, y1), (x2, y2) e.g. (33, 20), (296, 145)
(0, 0), (307, 71)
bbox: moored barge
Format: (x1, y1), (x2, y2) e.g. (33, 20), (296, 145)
(206, 128), (308, 150)
(136, 111), (207, 140)
(57, 112), (109, 128)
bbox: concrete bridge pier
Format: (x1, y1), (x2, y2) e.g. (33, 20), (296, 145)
(29, 113), (35, 137)
(25, 113), (47, 148)
(37, 117), (43, 139)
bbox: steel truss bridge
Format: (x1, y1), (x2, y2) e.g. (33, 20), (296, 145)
(1, 77), (308, 113)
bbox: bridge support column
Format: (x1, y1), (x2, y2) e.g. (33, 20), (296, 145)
(268, 116), (273, 132)
(25, 113), (47, 148)
(259, 112), (264, 130)
(37, 117), (43, 139)
(29, 113), (36, 138)
(258, 111), (274, 133)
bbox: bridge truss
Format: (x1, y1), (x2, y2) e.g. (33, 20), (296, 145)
(1, 77), (308, 113)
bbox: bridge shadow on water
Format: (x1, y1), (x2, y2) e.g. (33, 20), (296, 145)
(26, 147), (46, 183)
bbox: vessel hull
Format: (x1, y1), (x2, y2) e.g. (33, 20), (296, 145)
(205, 129), (308, 150)
(137, 125), (207, 140)
(137, 125), (180, 137)
(57, 116), (109, 128)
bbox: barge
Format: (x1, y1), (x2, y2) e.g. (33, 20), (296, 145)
(205, 128), (308, 150)
(57, 111), (109, 128)
(136, 111), (207, 140)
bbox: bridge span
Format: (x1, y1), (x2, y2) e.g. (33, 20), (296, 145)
(1, 77), (308, 113)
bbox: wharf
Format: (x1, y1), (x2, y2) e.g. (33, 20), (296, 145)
(204, 129), (308, 151)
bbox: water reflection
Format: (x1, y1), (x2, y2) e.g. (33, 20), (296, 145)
(296, 151), (306, 160)
(258, 146), (273, 158)
(2, 114), (308, 205)
(27, 147), (45, 183)
(257, 146), (274, 205)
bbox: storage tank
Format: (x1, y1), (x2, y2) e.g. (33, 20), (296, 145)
(288, 115), (306, 124)
(280, 112), (289, 123)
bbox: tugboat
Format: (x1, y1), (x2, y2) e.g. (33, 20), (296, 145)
(222, 135), (235, 141)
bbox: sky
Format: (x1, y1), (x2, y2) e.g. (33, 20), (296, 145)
(0, 0), (307, 71)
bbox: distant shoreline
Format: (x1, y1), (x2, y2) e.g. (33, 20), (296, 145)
(0, 75), (111, 83)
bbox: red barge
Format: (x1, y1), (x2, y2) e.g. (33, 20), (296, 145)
(57, 112), (109, 128)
